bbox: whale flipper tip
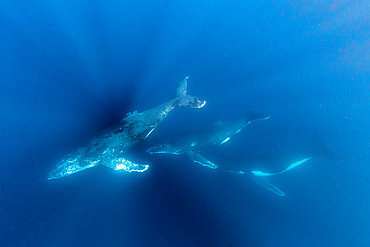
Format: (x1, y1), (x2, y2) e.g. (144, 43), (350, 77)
(253, 176), (286, 197)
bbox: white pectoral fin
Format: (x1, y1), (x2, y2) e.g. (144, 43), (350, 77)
(252, 176), (286, 197)
(284, 156), (312, 171)
(251, 156), (313, 177)
(220, 137), (231, 145)
(186, 151), (218, 169)
(104, 157), (149, 173)
(144, 127), (157, 139)
(251, 170), (276, 176)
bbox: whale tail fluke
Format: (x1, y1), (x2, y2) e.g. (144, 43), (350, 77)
(175, 77), (206, 108)
(312, 133), (343, 161)
(246, 111), (270, 123)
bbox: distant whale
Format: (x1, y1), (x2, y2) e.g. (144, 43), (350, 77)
(244, 134), (343, 196)
(208, 134), (342, 196)
(48, 77), (206, 180)
(147, 111), (270, 169)
(222, 156), (315, 197)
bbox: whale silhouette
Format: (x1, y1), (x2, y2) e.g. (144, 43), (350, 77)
(48, 77), (206, 180)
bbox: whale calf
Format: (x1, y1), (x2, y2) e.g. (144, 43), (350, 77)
(147, 111), (270, 169)
(48, 77), (206, 180)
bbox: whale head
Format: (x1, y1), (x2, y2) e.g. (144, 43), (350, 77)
(47, 156), (99, 180)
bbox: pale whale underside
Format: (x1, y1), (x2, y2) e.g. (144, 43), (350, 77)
(48, 77), (206, 180)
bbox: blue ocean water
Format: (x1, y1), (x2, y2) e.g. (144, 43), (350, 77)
(0, 1), (368, 246)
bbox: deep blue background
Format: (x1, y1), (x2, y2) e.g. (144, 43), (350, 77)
(0, 1), (368, 246)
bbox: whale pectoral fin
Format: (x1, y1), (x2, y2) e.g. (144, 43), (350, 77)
(186, 151), (218, 169)
(252, 176), (286, 197)
(251, 157), (312, 177)
(103, 157), (149, 173)
(251, 170), (276, 176)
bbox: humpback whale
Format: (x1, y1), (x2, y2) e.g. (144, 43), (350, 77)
(147, 111), (270, 169)
(48, 77), (206, 180)
(221, 155), (316, 197)
(244, 133), (343, 196)
(221, 136), (341, 196)
(148, 117), (341, 197)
